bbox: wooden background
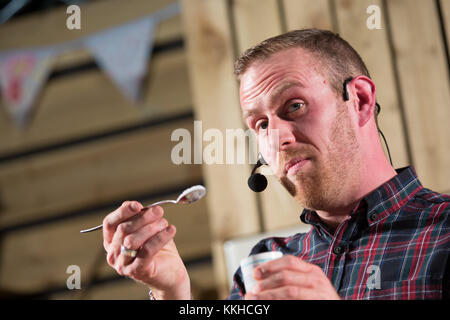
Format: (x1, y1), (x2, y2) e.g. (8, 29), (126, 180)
(0, 0), (449, 299)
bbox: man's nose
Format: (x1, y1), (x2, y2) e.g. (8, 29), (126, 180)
(268, 117), (296, 151)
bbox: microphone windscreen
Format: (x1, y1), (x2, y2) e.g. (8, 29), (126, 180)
(248, 173), (268, 192)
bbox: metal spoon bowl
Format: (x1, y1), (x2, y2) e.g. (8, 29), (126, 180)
(80, 185), (206, 233)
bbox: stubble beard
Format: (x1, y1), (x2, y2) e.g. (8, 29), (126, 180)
(278, 104), (361, 211)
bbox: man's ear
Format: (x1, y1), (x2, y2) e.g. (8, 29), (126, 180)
(347, 76), (376, 127)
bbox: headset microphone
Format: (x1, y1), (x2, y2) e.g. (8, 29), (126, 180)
(248, 153), (268, 192)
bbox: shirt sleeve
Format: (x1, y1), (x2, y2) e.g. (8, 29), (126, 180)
(226, 267), (245, 300)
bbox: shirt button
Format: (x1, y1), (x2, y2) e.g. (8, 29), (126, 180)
(369, 213), (378, 221)
(333, 245), (344, 255)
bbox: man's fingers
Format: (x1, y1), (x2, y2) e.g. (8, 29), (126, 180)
(114, 205), (164, 242)
(107, 219), (171, 280)
(246, 286), (337, 300)
(122, 217), (169, 250)
(246, 286), (301, 300)
(103, 201), (144, 243)
(254, 254), (314, 279)
(114, 250), (136, 274)
(106, 222), (132, 266)
(121, 225), (176, 279)
(134, 225), (176, 261)
(108, 214), (168, 261)
(252, 269), (312, 293)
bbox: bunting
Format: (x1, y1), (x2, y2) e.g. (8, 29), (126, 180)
(85, 18), (156, 102)
(0, 3), (180, 127)
(0, 48), (55, 126)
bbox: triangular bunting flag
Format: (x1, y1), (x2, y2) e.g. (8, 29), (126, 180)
(0, 48), (55, 126)
(85, 17), (156, 103)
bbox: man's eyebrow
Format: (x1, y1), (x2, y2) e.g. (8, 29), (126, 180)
(242, 109), (259, 119)
(242, 82), (303, 119)
(268, 82), (303, 105)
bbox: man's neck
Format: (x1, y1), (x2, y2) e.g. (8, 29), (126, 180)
(315, 162), (397, 233)
(316, 202), (359, 234)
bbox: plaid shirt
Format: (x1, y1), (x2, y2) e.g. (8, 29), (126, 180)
(228, 166), (450, 300)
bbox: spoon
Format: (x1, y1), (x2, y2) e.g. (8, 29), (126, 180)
(80, 185), (206, 233)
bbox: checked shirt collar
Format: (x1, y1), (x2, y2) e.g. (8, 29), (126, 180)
(299, 166), (423, 238)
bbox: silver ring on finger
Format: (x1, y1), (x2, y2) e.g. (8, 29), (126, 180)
(120, 245), (138, 258)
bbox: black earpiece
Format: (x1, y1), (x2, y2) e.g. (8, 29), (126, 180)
(248, 153), (268, 192)
(343, 77), (353, 101)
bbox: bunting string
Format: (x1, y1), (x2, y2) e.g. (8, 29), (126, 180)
(0, 3), (180, 127)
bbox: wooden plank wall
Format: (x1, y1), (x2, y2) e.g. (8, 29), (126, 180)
(182, 0), (450, 298)
(0, 0), (216, 299)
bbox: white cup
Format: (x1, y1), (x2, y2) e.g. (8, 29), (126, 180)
(240, 251), (283, 293)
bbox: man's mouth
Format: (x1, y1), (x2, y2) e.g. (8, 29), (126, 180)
(284, 157), (310, 175)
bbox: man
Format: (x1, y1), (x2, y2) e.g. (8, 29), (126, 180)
(102, 29), (449, 300)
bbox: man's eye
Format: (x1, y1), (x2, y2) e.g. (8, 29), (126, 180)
(256, 121), (268, 132)
(287, 102), (304, 113)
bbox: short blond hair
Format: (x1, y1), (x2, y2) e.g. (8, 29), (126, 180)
(234, 28), (370, 96)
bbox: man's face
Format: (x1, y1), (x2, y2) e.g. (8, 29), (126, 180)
(240, 48), (361, 211)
